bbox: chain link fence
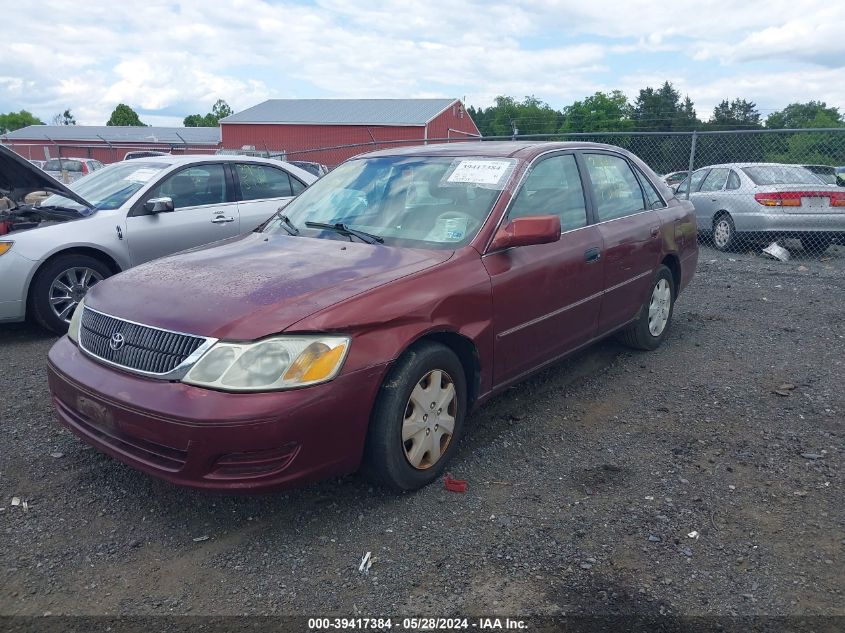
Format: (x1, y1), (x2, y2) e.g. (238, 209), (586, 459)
(282, 128), (845, 260)
(496, 129), (845, 261)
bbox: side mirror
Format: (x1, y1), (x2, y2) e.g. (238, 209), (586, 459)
(144, 197), (175, 214)
(489, 215), (561, 251)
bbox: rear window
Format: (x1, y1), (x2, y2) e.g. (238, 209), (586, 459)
(742, 166), (824, 186)
(44, 159), (83, 172)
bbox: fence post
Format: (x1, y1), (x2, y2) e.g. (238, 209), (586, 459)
(685, 130), (698, 200)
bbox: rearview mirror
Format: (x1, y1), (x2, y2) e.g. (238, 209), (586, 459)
(489, 215), (561, 251)
(144, 197), (175, 214)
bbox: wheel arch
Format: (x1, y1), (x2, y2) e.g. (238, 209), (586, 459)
(25, 247), (122, 310)
(712, 209), (732, 226)
(403, 330), (482, 411)
(660, 253), (681, 296)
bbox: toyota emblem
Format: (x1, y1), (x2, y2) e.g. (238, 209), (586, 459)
(109, 332), (125, 351)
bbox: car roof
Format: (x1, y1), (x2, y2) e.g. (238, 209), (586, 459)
(359, 141), (642, 161)
(695, 162), (817, 170)
(122, 153), (316, 181)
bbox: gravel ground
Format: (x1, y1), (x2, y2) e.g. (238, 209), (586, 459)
(1, 244), (843, 620)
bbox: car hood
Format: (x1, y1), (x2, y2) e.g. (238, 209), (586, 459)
(84, 233), (454, 340)
(0, 145), (91, 207)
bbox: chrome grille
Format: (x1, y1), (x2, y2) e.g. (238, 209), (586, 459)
(79, 307), (209, 376)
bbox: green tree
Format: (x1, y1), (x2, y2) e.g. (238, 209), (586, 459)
(52, 109), (76, 126)
(765, 101), (843, 129)
(467, 96), (560, 137)
(211, 99), (233, 120)
(184, 99), (233, 127)
(630, 81), (700, 132)
(0, 110), (44, 133)
(107, 104), (145, 126)
(709, 99), (761, 130)
(560, 90), (632, 133)
(182, 113), (208, 127)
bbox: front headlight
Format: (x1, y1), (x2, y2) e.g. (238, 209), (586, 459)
(67, 297), (85, 343)
(182, 335), (350, 392)
(0, 241), (13, 257)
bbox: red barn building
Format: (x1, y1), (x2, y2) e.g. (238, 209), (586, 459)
(220, 98), (480, 167)
(1, 125), (220, 164)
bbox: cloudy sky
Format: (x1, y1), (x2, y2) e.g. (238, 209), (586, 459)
(2, 0), (843, 126)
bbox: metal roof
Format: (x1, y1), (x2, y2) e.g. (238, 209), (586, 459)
(2, 125), (221, 145)
(221, 98), (459, 126)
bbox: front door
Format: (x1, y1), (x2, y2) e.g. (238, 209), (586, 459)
(126, 163), (240, 265)
(581, 152), (662, 333)
(484, 153), (605, 386)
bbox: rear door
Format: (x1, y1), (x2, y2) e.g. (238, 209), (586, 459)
(233, 162), (308, 232)
(581, 151), (662, 334)
(126, 162), (240, 265)
(484, 152), (605, 385)
(694, 167), (731, 225)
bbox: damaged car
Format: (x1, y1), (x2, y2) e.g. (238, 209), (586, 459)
(0, 145), (315, 333)
(47, 141), (699, 492)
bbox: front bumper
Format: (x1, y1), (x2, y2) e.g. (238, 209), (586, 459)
(0, 250), (35, 322)
(47, 336), (387, 492)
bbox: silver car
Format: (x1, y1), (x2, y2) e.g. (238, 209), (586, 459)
(677, 162), (845, 253)
(43, 157), (105, 183)
(0, 146), (316, 332)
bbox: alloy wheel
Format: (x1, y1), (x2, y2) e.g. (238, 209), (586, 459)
(49, 267), (102, 324)
(402, 369), (457, 470)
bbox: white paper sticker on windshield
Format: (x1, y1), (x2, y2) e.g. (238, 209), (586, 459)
(446, 160), (512, 186)
(126, 168), (159, 183)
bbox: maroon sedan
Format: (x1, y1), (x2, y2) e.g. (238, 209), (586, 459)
(47, 142), (698, 492)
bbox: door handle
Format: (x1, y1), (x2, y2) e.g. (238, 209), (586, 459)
(211, 216), (235, 224)
(650, 225), (660, 238)
(584, 247), (601, 263)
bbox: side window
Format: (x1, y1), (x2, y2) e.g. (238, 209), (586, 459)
(147, 164), (227, 210)
(508, 154), (587, 232)
(583, 153), (646, 221)
(635, 167), (666, 208)
(676, 169), (709, 195)
(727, 170), (741, 190)
(236, 164), (293, 200)
(290, 175), (306, 195)
(700, 168), (729, 192)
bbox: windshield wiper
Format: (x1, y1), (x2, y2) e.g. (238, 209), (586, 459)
(276, 213), (300, 236)
(258, 208), (300, 235)
(304, 221), (384, 244)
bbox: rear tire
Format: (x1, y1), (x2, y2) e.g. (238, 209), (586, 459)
(711, 213), (738, 252)
(618, 265), (675, 351)
(800, 234), (832, 255)
(362, 342), (467, 491)
(29, 254), (111, 334)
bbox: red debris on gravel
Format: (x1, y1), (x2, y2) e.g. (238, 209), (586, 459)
(444, 474), (468, 493)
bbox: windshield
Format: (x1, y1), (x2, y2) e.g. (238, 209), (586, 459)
(40, 161), (170, 211)
(264, 156), (515, 249)
(742, 165), (825, 186)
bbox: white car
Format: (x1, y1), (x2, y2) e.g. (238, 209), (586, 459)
(0, 147), (316, 332)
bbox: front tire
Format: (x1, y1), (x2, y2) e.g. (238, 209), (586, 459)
(29, 254), (110, 334)
(619, 265), (675, 351)
(362, 342), (467, 491)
